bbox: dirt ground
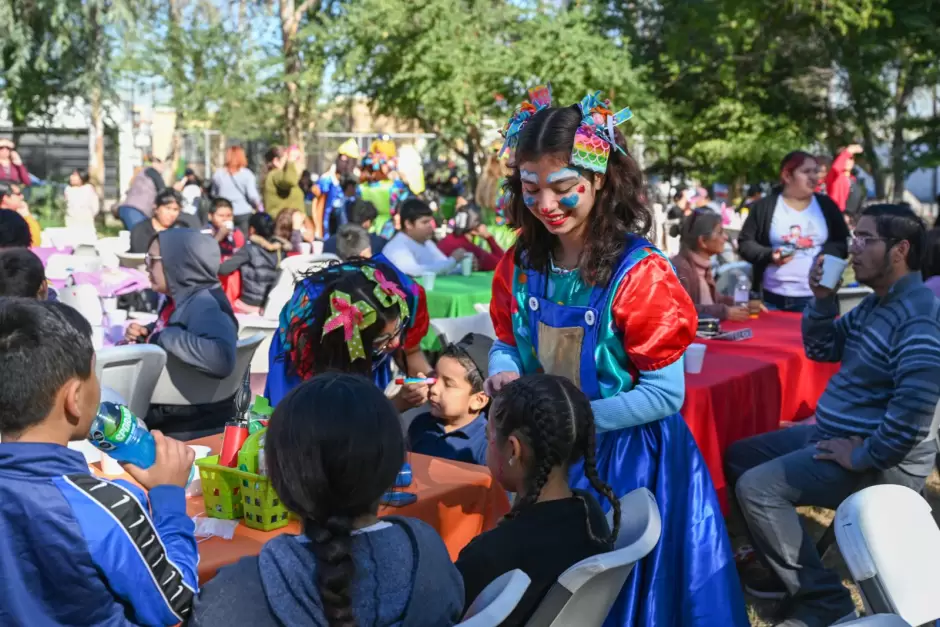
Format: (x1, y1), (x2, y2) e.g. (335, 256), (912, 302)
(732, 469), (940, 626)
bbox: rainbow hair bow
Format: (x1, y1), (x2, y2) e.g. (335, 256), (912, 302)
(322, 291), (377, 362)
(361, 266), (410, 321)
(499, 84), (553, 165)
(571, 91), (633, 174)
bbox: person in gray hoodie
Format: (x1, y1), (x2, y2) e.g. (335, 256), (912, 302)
(189, 373), (465, 627)
(124, 229), (239, 437)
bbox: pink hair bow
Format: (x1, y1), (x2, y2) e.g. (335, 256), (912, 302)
(322, 291), (377, 361)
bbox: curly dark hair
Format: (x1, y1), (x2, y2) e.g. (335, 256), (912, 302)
(504, 105), (652, 286)
(266, 373), (405, 627)
(285, 258), (411, 380)
(490, 374), (620, 546)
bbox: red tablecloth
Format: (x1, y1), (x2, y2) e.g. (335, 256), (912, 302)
(682, 312), (840, 510)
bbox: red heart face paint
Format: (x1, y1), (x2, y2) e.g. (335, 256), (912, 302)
(578, 185), (586, 193)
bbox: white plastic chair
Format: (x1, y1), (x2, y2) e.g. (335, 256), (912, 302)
(835, 485), (940, 626)
(458, 569), (531, 627)
(95, 237), (130, 269)
(117, 252), (147, 271)
(43, 227), (98, 249)
(429, 313), (495, 347)
(526, 488), (662, 626)
(838, 286), (874, 316)
(58, 284), (104, 341)
(149, 333), (266, 405)
(263, 253), (341, 321)
(236, 316), (279, 374)
(95, 345), (168, 419)
(45, 254), (102, 280)
(836, 616), (911, 626)
(473, 303), (489, 314)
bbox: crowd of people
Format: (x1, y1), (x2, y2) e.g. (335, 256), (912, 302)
(1, 83), (940, 627)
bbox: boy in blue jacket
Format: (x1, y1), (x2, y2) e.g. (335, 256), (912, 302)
(0, 298), (199, 627)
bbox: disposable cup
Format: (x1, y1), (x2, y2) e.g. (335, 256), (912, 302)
(422, 272), (436, 291)
(299, 242), (312, 255)
(461, 256), (473, 277)
(685, 343), (707, 374)
(186, 445), (212, 497)
(819, 254), (849, 290)
(100, 453), (124, 476)
(189, 445), (212, 460)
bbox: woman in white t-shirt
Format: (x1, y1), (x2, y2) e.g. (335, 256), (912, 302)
(63, 169), (100, 230)
(738, 151), (850, 312)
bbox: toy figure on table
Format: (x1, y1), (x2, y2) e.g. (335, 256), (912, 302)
(265, 256), (432, 413)
(485, 86), (747, 626)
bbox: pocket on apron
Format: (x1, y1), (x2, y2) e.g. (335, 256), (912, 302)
(537, 322), (585, 388)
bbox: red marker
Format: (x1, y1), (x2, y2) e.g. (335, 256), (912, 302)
(395, 377), (437, 385)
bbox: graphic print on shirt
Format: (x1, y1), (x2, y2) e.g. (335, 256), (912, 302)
(780, 224), (817, 252)
(64, 474), (195, 620)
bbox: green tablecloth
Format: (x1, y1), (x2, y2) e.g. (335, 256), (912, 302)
(418, 272), (494, 350)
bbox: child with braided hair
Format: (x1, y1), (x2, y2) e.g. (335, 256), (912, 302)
(486, 87), (746, 626)
(456, 374), (619, 625)
(191, 373), (465, 627)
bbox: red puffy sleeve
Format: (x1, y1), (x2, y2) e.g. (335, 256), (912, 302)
(611, 252), (698, 371)
(490, 248), (518, 346)
(404, 283), (430, 351)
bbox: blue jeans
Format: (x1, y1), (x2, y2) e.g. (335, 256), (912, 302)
(118, 206), (147, 230)
(763, 290), (812, 313)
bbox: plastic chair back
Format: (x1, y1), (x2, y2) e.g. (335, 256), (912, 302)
(44, 227), (98, 249)
(58, 284), (104, 326)
(95, 237), (130, 269)
(149, 333), (265, 405)
(835, 485), (940, 626)
(836, 616), (911, 626)
(117, 252), (147, 271)
(429, 313), (495, 346)
(95, 345), (168, 419)
(459, 569), (531, 627)
(526, 488), (661, 626)
(236, 317), (279, 374)
(263, 253), (341, 321)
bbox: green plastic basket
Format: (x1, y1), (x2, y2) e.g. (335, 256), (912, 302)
(195, 455), (290, 531)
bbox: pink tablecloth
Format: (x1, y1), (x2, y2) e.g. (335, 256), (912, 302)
(49, 268), (150, 296)
(31, 246), (73, 265)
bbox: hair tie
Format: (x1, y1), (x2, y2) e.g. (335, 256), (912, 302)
(571, 91), (633, 174)
(499, 84), (553, 165)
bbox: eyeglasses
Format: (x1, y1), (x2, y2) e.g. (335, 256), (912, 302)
(372, 321), (405, 354)
(850, 235), (894, 250)
(145, 253), (163, 267)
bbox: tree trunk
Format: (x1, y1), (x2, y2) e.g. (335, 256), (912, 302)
(89, 86), (106, 208)
(890, 63), (918, 202)
(167, 0), (184, 182)
(279, 0), (318, 155)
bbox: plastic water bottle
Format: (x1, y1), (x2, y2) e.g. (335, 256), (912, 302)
(734, 274), (751, 308)
(89, 402), (156, 468)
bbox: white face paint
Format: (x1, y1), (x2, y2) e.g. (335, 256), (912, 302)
(520, 169), (540, 184)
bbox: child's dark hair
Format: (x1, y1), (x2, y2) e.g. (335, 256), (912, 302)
(154, 188), (183, 208)
(0, 249), (46, 298)
(211, 198), (233, 213)
(505, 105), (652, 286)
(0, 209), (31, 249)
(249, 212), (276, 241)
(491, 374), (620, 545)
(266, 373), (405, 627)
(286, 258), (411, 380)
(70, 169), (90, 185)
(399, 197), (433, 226)
(0, 299), (94, 436)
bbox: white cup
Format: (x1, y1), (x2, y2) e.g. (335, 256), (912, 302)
(186, 445), (212, 497)
(422, 272), (436, 291)
(299, 242), (312, 255)
(819, 254), (849, 290)
(461, 256), (473, 277)
(101, 297), (118, 312)
(91, 326), (105, 350)
(223, 220), (235, 231)
(100, 453), (124, 476)
(108, 309), (128, 325)
(685, 343), (707, 374)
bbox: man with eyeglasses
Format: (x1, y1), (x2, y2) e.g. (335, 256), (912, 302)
(725, 203), (940, 627)
(0, 183), (40, 246)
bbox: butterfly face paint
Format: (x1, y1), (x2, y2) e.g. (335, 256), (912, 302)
(517, 155), (599, 237)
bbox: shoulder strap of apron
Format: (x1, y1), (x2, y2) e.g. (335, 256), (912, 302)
(586, 234), (658, 309)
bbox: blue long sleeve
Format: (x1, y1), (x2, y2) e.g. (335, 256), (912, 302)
(488, 339), (523, 376)
(590, 359), (686, 432)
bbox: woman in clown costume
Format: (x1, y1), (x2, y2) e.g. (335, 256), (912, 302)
(486, 87), (747, 626)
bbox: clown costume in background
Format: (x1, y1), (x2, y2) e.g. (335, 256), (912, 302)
(359, 152), (413, 239)
(487, 86), (747, 626)
(265, 256), (430, 407)
(315, 139), (361, 239)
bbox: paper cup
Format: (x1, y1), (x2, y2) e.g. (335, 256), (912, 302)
(91, 326), (105, 350)
(685, 344), (707, 374)
(299, 242), (312, 255)
(186, 445), (212, 497)
(100, 453), (124, 476)
(819, 254), (849, 290)
(422, 272), (436, 291)
(461, 256), (473, 277)
(189, 445), (211, 460)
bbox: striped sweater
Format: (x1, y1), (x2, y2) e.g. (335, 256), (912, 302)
(803, 272), (940, 474)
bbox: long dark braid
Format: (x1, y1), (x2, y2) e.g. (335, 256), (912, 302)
(307, 516), (356, 627)
(491, 374), (619, 546)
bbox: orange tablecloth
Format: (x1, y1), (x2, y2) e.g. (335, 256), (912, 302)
(681, 312), (840, 511)
(186, 435), (509, 583)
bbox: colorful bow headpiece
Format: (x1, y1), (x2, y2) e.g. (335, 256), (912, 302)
(322, 290), (377, 361)
(571, 92), (633, 174)
(361, 266), (410, 321)
(499, 84), (553, 165)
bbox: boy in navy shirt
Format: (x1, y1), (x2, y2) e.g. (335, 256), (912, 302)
(0, 298), (198, 626)
(408, 333), (492, 466)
